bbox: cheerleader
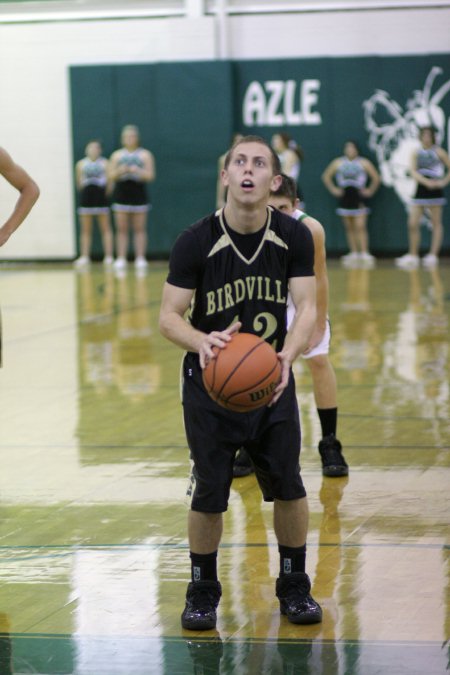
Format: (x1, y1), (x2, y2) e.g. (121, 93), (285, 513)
(109, 125), (155, 271)
(271, 133), (305, 207)
(395, 126), (450, 269)
(322, 141), (380, 267)
(75, 140), (113, 266)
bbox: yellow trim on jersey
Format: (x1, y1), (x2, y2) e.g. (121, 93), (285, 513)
(266, 229), (288, 250)
(213, 207), (281, 266)
(207, 233), (229, 258)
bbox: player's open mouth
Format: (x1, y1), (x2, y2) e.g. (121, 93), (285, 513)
(241, 180), (254, 190)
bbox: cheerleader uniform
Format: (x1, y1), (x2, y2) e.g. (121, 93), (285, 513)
(411, 146), (446, 206)
(335, 157), (369, 216)
(112, 149), (150, 213)
(77, 157), (109, 215)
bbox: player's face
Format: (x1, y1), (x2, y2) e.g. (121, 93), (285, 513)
(269, 195), (297, 216)
(222, 142), (281, 205)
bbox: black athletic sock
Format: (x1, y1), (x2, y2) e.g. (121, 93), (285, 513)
(190, 551), (218, 583)
(317, 407), (337, 438)
(278, 544), (306, 576)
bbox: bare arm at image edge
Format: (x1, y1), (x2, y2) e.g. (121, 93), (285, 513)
(0, 147), (40, 247)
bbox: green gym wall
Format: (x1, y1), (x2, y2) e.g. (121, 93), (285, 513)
(70, 54), (450, 258)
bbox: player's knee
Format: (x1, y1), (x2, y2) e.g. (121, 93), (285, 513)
(191, 479), (232, 513)
(306, 354), (328, 373)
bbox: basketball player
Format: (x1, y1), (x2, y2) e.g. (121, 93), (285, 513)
(322, 140), (380, 267)
(159, 135), (322, 630)
(0, 146), (39, 248)
(270, 174), (347, 476)
(233, 175), (348, 478)
(109, 125), (155, 271)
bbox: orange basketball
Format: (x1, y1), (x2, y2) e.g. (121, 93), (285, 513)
(202, 332), (281, 413)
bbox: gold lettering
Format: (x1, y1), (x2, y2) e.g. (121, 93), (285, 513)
(275, 280), (286, 303)
(224, 283), (234, 309)
(257, 276), (264, 299)
(206, 291), (216, 316)
(217, 287), (224, 312)
(206, 277), (285, 317)
(234, 279), (245, 303)
(245, 277), (256, 299)
(265, 277), (275, 301)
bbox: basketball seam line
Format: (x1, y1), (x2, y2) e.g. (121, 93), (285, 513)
(224, 361), (280, 403)
(216, 341), (266, 400)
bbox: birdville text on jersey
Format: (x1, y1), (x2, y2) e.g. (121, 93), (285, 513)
(206, 276), (287, 316)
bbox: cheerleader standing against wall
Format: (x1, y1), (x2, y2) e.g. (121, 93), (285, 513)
(395, 126), (450, 269)
(109, 125), (156, 272)
(322, 140), (380, 267)
(75, 140), (113, 267)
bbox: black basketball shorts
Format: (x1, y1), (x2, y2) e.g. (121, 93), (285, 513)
(182, 352), (306, 513)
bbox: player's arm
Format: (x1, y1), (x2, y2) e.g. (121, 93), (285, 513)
(0, 147), (40, 247)
(303, 216), (328, 350)
(321, 159), (343, 197)
(284, 276), (317, 361)
(361, 158), (381, 197)
(159, 282), (240, 368)
(159, 282), (201, 351)
(270, 275), (316, 405)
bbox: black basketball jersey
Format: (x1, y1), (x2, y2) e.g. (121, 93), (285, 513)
(167, 207), (314, 352)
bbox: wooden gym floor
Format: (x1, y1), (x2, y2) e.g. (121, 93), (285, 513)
(0, 259), (448, 674)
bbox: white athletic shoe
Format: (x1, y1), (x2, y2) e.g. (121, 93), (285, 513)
(359, 252), (376, 267)
(395, 254), (419, 269)
(103, 256), (114, 266)
(113, 257), (127, 270)
(134, 256), (148, 270)
(422, 253), (438, 268)
(341, 252), (359, 267)
(74, 256), (90, 267)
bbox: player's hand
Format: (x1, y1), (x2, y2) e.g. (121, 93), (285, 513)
(302, 324), (325, 355)
(198, 321), (242, 369)
(268, 351), (291, 406)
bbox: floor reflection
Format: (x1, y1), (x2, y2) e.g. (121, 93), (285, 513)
(0, 633), (447, 674)
(0, 262), (448, 674)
